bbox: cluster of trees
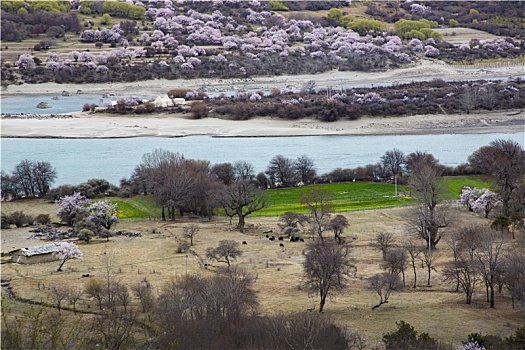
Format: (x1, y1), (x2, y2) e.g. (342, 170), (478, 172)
(55, 192), (119, 242)
(7, 1), (524, 86)
(1, 159), (57, 200)
(1, 8), (80, 41)
(364, 1), (525, 39)
(100, 78), (525, 124)
(2, 262), (356, 350)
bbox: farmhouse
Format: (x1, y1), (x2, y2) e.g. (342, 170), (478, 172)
(9, 242), (68, 264)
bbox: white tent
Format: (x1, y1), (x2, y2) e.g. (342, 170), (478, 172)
(153, 94), (175, 108)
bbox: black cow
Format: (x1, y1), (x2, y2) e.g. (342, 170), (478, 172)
(279, 243), (284, 248)
(242, 241), (248, 245)
(269, 236), (275, 241)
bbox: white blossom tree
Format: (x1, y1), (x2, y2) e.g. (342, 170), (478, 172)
(54, 242), (83, 272)
(56, 192), (90, 226)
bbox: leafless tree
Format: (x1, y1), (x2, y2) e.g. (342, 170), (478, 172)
(421, 246), (438, 287)
(327, 214), (349, 244)
(501, 243), (525, 309)
(443, 226), (481, 304)
(233, 160), (255, 181)
(368, 273), (401, 310)
(469, 139), (525, 216)
(84, 277), (105, 310)
(405, 151), (440, 175)
(206, 240), (243, 267)
(49, 286), (70, 314)
(403, 239), (421, 288)
(294, 154), (317, 185)
(266, 155), (297, 187)
(382, 248), (407, 287)
(212, 162), (235, 185)
(474, 225), (506, 308)
(303, 240), (354, 312)
(300, 187), (334, 240)
(408, 161), (448, 249)
(220, 179), (267, 233)
(66, 286), (83, 313)
(132, 278), (155, 313)
(461, 85), (478, 114)
(371, 232), (397, 260)
(183, 224), (200, 246)
(278, 211), (308, 237)
(33, 161), (57, 197)
(381, 148), (405, 180)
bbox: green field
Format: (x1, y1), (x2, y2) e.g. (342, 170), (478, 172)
(112, 177), (492, 219)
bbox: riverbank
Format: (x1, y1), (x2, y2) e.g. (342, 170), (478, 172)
(2, 59), (524, 99)
(1, 109), (523, 138)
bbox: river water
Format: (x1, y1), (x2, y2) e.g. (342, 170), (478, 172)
(1, 133), (523, 186)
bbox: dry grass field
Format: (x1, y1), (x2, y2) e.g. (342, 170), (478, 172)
(2, 200), (524, 347)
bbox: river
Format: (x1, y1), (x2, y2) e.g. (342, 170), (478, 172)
(1, 132), (523, 186)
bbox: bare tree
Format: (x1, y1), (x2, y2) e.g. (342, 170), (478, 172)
(183, 224), (200, 246)
(132, 278), (155, 313)
(327, 214), (349, 244)
(381, 149), (405, 190)
(84, 278), (105, 310)
(300, 187), (334, 240)
(212, 162), (235, 185)
(32, 161), (57, 197)
(66, 286), (83, 313)
(502, 244), (525, 309)
(469, 139), (525, 216)
(382, 248), (407, 287)
(405, 151), (439, 175)
(294, 154), (317, 185)
(266, 155), (297, 187)
(368, 273), (401, 310)
(443, 226), (481, 304)
(371, 232), (397, 260)
(408, 161), (448, 249)
(461, 85), (478, 114)
(233, 160), (255, 181)
(421, 247), (438, 287)
(403, 239), (421, 288)
(206, 240), (243, 267)
(278, 211), (308, 238)
(303, 240), (354, 312)
(221, 179), (266, 233)
(49, 286), (70, 314)
(474, 225), (506, 308)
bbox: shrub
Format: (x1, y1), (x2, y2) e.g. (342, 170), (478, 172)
(177, 241), (190, 253)
(77, 228), (95, 243)
(35, 214), (51, 225)
(1, 213), (11, 229)
(9, 211), (29, 228)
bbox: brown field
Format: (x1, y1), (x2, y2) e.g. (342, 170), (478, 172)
(2, 200), (524, 347)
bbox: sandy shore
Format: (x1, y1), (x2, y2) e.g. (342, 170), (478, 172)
(1, 110), (523, 138)
(1, 59), (524, 138)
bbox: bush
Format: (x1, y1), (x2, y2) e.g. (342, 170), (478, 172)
(77, 228), (95, 243)
(383, 321), (443, 350)
(1, 213), (12, 229)
(35, 214), (51, 225)
(9, 211), (29, 228)
(177, 241), (190, 253)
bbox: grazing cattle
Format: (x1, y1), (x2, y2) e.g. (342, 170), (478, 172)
(278, 236), (284, 241)
(266, 234), (269, 238)
(269, 236), (275, 241)
(242, 241), (247, 245)
(82, 274), (90, 278)
(263, 230), (273, 234)
(279, 243), (284, 248)
(299, 238), (305, 242)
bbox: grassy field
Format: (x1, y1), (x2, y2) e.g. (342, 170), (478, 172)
(1, 206), (523, 347)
